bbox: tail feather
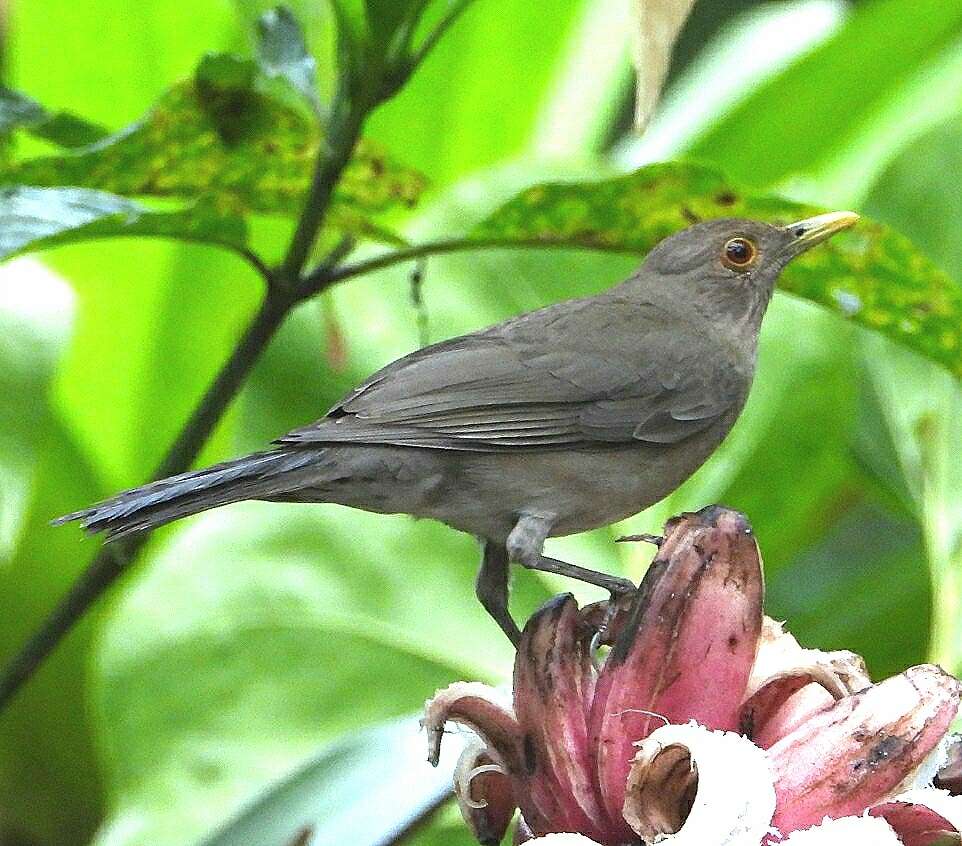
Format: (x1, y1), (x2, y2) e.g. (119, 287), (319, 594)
(54, 449), (321, 540)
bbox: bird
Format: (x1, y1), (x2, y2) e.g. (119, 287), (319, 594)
(56, 211), (858, 643)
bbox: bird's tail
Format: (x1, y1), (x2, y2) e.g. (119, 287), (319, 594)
(53, 448), (321, 540)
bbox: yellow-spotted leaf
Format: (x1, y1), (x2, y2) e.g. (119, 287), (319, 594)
(468, 162), (962, 378)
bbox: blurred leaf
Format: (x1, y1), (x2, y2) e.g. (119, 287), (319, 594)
(0, 269), (72, 561)
(257, 7), (321, 113)
(0, 86), (108, 149)
(0, 4), (250, 845)
(465, 162), (962, 378)
(853, 342), (962, 671)
(863, 119), (962, 282)
(0, 187), (252, 263)
(0, 415), (109, 845)
(200, 718), (455, 846)
(686, 0), (962, 188)
(364, 0), (600, 187)
(89, 503), (548, 846)
(0, 263), (110, 845)
(630, 0), (696, 130)
(0, 88), (46, 135)
(406, 816), (481, 846)
(857, 123), (962, 671)
(0, 54), (426, 231)
(766, 502), (931, 678)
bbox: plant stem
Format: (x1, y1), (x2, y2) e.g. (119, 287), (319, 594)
(0, 5), (483, 711)
(281, 94), (363, 283)
(0, 104), (368, 710)
(0, 292), (294, 709)
(302, 236), (641, 296)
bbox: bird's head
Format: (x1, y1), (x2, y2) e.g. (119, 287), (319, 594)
(641, 211), (859, 328)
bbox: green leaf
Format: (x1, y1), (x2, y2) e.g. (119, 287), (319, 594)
(863, 119), (962, 283)
(256, 7), (321, 114)
(857, 119), (962, 671)
(200, 718), (454, 846)
(685, 0), (962, 188)
(0, 274), (74, 562)
(89, 503), (547, 846)
(468, 162), (962, 378)
(365, 0), (600, 187)
(0, 186), (251, 263)
(0, 4), (247, 843)
(0, 54), (426, 231)
(0, 86), (108, 149)
(0, 417), (108, 846)
(766, 502), (930, 678)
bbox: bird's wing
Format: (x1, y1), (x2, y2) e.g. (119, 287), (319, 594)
(277, 296), (745, 452)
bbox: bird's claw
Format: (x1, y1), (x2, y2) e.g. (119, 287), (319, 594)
(615, 532), (663, 547)
(605, 575), (637, 596)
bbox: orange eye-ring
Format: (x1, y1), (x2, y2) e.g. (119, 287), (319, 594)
(722, 237), (758, 270)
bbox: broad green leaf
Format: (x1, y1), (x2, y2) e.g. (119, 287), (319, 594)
(1, 4), (245, 844)
(0, 262), (111, 846)
(200, 718), (455, 846)
(467, 162), (962, 378)
(0, 54), (426, 229)
(0, 86), (108, 149)
(853, 345), (962, 670)
(766, 502), (930, 678)
(857, 120), (962, 671)
(0, 267), (73, 561)
(365, 0), (600, 187)
(863, 120), (962, 284)
(0, 413), (109, 845)
(0, 187), (250, 263)
(686, 0), (962, 188)
(257, 7), (321, 114)
(90, 501), (548, 846)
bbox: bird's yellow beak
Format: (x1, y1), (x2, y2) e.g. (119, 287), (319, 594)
(783, 211), (860, 253)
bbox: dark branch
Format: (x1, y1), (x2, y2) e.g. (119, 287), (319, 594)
(0, 292), (293, 708)
(303, 236), (643, 296)
(0, 96), (370, 711)
(0, 7), (509, 710)
(281, 92), (365, 285)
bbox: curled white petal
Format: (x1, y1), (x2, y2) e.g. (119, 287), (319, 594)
(623, 722), (776, 846)
(781, 815), (902, 845)
(898, 731), (960, 792)
(422, 681), (517, 767)
(454, 741), (506, 809)
(522, 836), (602, 846)
(746, 618), (870, 701)
(888, 786), (962, 833)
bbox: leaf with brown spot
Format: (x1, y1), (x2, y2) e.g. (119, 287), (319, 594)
(470, 162), (962, 379)
(0, 53), (427, 249)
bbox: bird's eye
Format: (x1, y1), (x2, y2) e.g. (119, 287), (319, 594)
(721, 237), (758, 271)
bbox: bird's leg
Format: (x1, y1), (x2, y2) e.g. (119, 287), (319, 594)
(476, 541), (521, 645)
(506, 513), (636, 596)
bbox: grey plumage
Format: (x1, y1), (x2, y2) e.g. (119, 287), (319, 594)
(56, 212), (858, 642)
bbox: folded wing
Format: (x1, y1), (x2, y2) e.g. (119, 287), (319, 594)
(278, 297), (744, 452)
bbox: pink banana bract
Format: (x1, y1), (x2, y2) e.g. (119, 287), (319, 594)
(424, 506), (962, 845)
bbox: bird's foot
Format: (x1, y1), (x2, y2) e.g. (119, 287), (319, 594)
(615, 532), (663, 547)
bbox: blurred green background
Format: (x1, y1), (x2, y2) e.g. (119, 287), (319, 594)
(1, 0), (962, 844)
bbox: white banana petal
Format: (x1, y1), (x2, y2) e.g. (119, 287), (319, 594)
(623, 722), (776, 845)
(781, 815), (903, 845)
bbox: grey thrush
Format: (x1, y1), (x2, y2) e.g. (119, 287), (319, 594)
(56, 211), (858, 642)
